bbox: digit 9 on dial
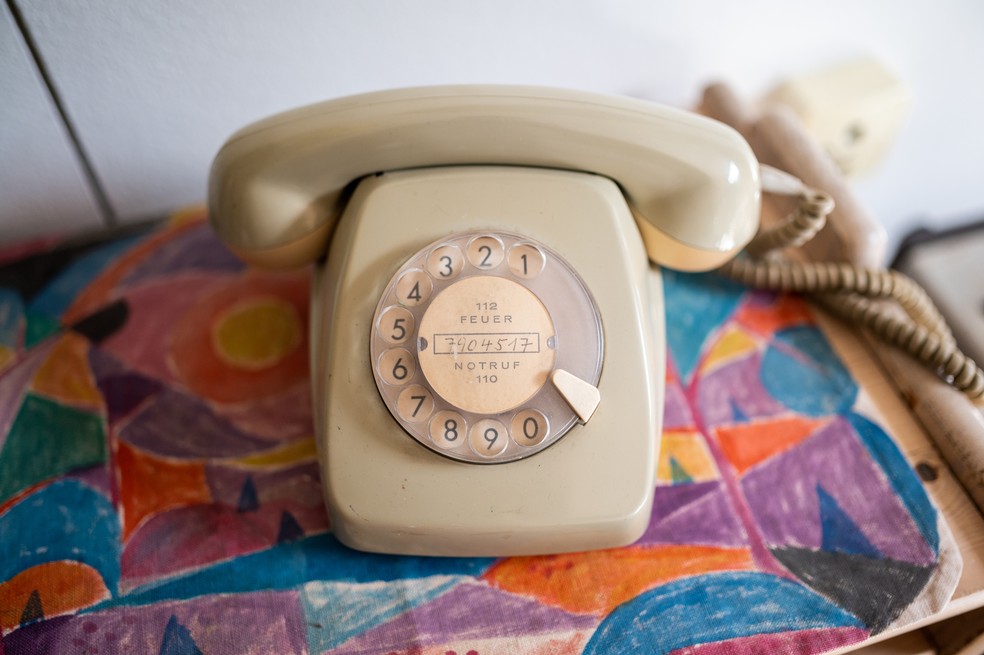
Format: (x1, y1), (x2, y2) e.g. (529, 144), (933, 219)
(370, 231), (604, 464)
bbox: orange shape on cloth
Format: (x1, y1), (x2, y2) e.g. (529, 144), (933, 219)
(735, 294), (814, 337)
(484, 545), (754, 616)
(30, 333), (102, 410)
(657, 430), (719, 483)
(0, 561), (110, 633)
(117, 441), (211, 540)
(170, 272), (310, 403)
(714, 416), (830, 476)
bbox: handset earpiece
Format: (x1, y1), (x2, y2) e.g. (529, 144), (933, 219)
(209, 86), (761, 270)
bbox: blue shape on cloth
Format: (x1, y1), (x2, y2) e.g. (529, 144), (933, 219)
(236, 476), (259, 513)
(729, 398), (749, 423)
(24, 311), (61, 348)
(583, 571), (864, 654)
(761, 325), (858, 417)
(662, 270), (745, 383)
(159, 615), (203, 655)
(301, 576), (463, 653)
(27, 235), (145, 319)
(818, 486), (881, 558)
(0, 288), (24, 347)
(92, 533), (494, 610)
(277, 511), (304, 543)
(849, 412), (939, 554)
(669, 457), (693, 484)
(0, 479), (120, 594)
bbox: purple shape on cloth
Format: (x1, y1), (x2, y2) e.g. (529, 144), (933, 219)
(639, 481), (748, 548)
(219, 383), (313, 443)
(118, 387), (273, 458)
(87, 345), (128, 380)
(662, 378), (694, 430)
(205, 461), (323, 508)
(697, 352), (787, 429)
(741, 417), (935, 565)
(330, 580), (597, 655)
(120, 498), (328, 589)
(66, 463), (113, 497)
(650, 480), (719, 518)
(98, 373), (164, 424)
(120, 225), (245, 288)
(2, 592), (307, 655)
(3, 615), (73, 654)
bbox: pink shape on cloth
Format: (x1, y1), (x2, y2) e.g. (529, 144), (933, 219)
(668, 626), (868, 655)
(120, 501), (327, 590)
(99, 273), (230, 385)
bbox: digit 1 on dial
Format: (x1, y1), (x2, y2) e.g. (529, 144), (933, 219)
(507, 243), (545, 279)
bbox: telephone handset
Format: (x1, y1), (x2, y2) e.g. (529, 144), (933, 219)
(210, 86), (761, 556)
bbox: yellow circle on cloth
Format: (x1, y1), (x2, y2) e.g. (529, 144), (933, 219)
(213, 297), (302, 370)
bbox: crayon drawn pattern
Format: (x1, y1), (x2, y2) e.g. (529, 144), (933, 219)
(0, 214), (959, 654)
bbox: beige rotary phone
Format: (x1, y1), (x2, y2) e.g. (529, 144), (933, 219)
(210, 86), (761, 556)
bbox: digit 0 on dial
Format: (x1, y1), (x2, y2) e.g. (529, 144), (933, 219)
(370, 231), (603, 464)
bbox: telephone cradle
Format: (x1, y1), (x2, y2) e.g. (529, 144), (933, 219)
(209, 85), (764, 557)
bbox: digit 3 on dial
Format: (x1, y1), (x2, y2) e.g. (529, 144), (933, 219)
(370, 232), (604, 464)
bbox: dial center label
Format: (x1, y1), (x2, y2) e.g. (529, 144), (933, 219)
(418, 276), (555, 414)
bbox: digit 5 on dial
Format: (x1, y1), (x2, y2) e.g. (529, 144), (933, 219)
(209, 86), (760, 556)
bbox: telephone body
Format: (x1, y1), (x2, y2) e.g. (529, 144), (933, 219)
(210, 86), (760, 556)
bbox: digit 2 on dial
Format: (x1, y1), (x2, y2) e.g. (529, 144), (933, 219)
(370, 231), (604, 464)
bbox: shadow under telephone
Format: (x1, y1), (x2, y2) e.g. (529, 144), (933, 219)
(210, 86), (978, 557)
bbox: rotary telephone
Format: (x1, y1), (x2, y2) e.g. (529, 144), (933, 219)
(209, 86), (761, 557)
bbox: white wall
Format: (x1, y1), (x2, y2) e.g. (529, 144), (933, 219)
(3, 0), (984, 258)
(0, 1), (104, 243)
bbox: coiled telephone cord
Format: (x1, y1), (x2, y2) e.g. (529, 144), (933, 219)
(717, 166), (984, 402)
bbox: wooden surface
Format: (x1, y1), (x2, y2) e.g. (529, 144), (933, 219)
(701, 82), (984, 653)
(852, 630), (935, 655)
(820, 308), (984, 652)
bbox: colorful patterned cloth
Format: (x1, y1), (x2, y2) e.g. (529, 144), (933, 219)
(0, 212), (960, 654)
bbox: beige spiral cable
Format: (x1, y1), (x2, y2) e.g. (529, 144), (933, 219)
(718, 165), (984, 403)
